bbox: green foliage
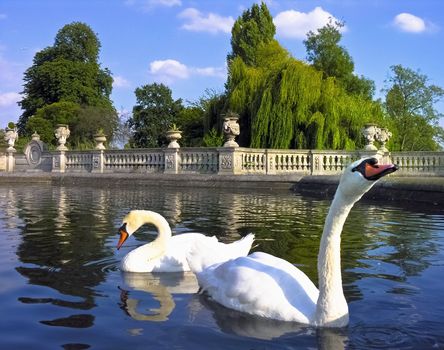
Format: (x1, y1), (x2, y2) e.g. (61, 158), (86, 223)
(228, 41), (380, 149)
(70, 105), (118, 147)
(225, 4), (382, 150)
(32, 102), (118, 148)
(25, 116), (54, 144)
(34, 101), (80, 126)
(200, 89), (228, 134)
(383, 64), (444, 151)
(0, 129), (7, 150)
(17, 21), (115, 148)
(228, 2), (275, 67)
(203, 128), (224, 147)
(175, 106), (205, 147)
(304, 20), (353, 79)
(53, 21), (100, 63)
(127, 83), (183, 148)
(304, 20), (374, 99)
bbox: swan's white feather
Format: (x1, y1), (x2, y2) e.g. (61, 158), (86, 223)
(119, 210), (255, 273)
(192, 251), (318, 323)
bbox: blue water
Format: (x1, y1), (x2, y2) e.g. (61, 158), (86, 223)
(0, 184), (443, 349)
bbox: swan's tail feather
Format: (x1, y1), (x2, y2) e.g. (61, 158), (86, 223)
(227, 233), (255, 257)
(186, 233), (254, 274)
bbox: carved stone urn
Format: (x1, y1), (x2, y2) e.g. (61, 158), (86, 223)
(361, 123), (379, 151)
(31, 131), (41, 141)
(55, 124), (70, 151)
(376, 127), (392, 153)
(4, 126), (18, 152)
(166, 129), (182, 148)
(222, 112), (240, 147)
(94, 133), (107, 150)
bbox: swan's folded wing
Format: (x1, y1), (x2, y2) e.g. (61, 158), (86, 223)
(197, 253), (318, 323)
(186, 234), (254, 273)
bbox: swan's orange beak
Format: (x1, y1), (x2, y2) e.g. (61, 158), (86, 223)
(117, 224), (129, 250)
(364, 162), (398, 180)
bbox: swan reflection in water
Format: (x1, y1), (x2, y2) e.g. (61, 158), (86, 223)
(199, 295), (349, 349)
(118, 271), (348, 349)
(119, 271), (199, 321)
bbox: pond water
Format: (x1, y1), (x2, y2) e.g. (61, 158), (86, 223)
(0, 183), (443, 349)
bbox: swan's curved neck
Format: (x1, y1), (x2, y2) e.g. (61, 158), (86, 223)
(314, 190), (354, 327)
(125, 286), (175, 321)
(137, 211), (172, 259)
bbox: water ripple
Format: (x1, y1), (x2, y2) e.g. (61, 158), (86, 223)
(351, 325), (414, 349)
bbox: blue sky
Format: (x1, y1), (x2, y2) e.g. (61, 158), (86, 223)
(1, 0), (443, 129)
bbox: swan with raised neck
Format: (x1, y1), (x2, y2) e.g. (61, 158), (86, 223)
(187, 157), (398, 327)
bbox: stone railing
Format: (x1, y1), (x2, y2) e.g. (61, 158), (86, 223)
(2, 121), (442, 176)
(2, 142), (443, 177)
(390, 151), (444, 176)
(103, 149), (165, 173)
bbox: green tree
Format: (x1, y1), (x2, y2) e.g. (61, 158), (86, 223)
(227, 2), (275, 67)
(25, 116), (53, 144)
(304, 20), (374, 99)
(53, 22), (100, 63)
(127, 83), (183, 148)
(229, 41), (381, 149)
(226, 4), (383, 149)
(18, 22), (116, 146)
(189, 89), (228, 145)
(176, 105), (204, 147)
(384, 64), (444, 151)
(226, 2), (277, 146)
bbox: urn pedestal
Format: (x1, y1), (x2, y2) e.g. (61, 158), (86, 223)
(55, 124), (70, 151)
(223, 114), (240, 147)
(361, 124), (379, 151)
(166, 130), (182, 148)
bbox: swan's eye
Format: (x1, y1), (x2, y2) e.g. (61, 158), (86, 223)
(367, 158), (378, 167)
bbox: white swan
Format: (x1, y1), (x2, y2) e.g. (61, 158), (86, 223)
(116, 210), (254, 273)
(187, 157), (398, 327)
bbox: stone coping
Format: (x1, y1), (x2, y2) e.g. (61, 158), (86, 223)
(292, 175), (444, 206)
(0, 172), (443, 205)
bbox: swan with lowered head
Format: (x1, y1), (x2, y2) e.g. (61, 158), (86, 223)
(116, 210), (254, 273)
(186, 157), (397, 327)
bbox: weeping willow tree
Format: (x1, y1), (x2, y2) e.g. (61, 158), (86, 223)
(228, 41), (383, 149)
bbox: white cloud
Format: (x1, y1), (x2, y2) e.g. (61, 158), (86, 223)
(148, 59), (226, 83)
(393, 13), (426, 33)
(179, 8), (234, 34)
(150, 0), (181, 7)
(193, 66), (226, 78)
(0, 14), (7, 20)
(274, 6), (343, 39)
(149, 59), (189, 83)
(0, 92), (21, 107)
(125, 0), (181, 12)
(113, 75), (131, 88)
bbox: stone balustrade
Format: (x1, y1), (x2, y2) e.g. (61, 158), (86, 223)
(5, 146), (441, 176)
(103, 149), (165, 173)
(2, 121), (442, 176)
(391, 151), (444, 176)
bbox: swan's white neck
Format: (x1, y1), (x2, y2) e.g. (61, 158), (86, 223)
(132, 211), (172, 259)
(314, 190), (355, 327)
